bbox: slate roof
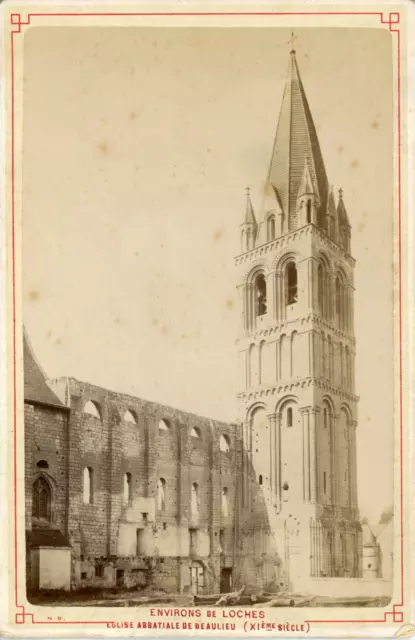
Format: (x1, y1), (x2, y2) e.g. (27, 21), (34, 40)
(23, 329), (67, 409)
(268, 50), (328, 229)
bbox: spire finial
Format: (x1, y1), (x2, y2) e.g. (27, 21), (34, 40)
(246, 186), (251, 196)
(339, 187), (344, 199)
(288, 31), (297, 54)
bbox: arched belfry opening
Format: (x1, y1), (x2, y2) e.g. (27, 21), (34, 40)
(285, 262), (298, 305)
(255, 274), (267, 316)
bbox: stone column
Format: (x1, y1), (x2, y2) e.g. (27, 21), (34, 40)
(301, 408), (310, 502)
(329, 413), (336, 508)
(275, 413), (282, 510)
(308, 330), (314, 378)
(307, 258), (314, 311)
(177, 423), (190, 592)
(243, 419), (252, 510)
(331, 274), (337, 325)
(351, 349), (356, 393)
(275, 340), (280, 383)
(273, 271), (279, 322)
(309, 409), (317, 503)
(350, 421), (358, 509)
(350, 287), (355, 334)
(247, 284), (254, 333)
(266, 272), (275, 322)
(268, 413), (277, 505)
(240, 284), (247, 332)
(277, 271), (284, 323)
(333, 414), (340, 507)
(209, 427), (221, 593)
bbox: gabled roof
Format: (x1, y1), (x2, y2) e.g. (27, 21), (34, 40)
(24, 329), (66, 409)
(297, 157), (316, 198)
(268, 51), (328, 229)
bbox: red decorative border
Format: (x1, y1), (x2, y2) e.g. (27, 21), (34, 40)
(10, 10), (403, 628)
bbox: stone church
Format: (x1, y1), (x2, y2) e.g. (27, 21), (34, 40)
(24, 47), (363, 596)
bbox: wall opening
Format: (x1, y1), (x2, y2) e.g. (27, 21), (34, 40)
(123, 472), (132, 506)
(157, 478), (166, 511)
(285, 262), (298, 305)
(136, 529), (145, 555)
(32, 476), (51, 521)
(255, 274), (267, 316)
(82, 467), (93, 505)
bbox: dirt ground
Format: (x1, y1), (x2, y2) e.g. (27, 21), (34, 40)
(28, 587), (390, 608)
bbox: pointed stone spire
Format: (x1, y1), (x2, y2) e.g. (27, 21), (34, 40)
(244, 186), (257, 225)
(326, 185), (338, 238)
(337, 188), (351, 252)
(337, 188), (350, 228)
(240, 186), (257, 252)
(268, 49), (328, 231)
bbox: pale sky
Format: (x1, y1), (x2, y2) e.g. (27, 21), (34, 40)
(22, 26), (394, 522)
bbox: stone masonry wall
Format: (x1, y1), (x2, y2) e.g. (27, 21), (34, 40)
(38, 377), (244, 593)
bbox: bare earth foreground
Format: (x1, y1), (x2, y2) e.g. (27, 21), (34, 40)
(29, 587), (390, 608)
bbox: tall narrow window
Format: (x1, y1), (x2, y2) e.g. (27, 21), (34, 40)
(287, 407), (293, 428)
(157, 478), (166, 510)
(336, 277), (342, 329)
(83, 467), (93, 505)
(345, 346), (350, 388)
(123, 472), (132, 506)
(255, 274), (267, 316)
(327, 336), (332, 381)
(285, 262), (298, 305)
(258, 474), (263, 486)
(267, 215), (276, 242)
(321, 333), (326, 378)
(221, 487), (229, 518)
(323, 471), (327, 494)
(191, 483), (199, 516)
(318, 264), (325, 317)
(32, 477), (51, 520)
(307, 199), (312, 223)
(324, 408), (328, 430)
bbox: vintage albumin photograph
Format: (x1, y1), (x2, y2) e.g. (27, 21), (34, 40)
(22, 24), (394, 607)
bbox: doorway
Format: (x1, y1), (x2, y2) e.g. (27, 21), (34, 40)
(220, 568), (233, 593)
(116, 569), (125, 587)
(190, 563), (204, 595)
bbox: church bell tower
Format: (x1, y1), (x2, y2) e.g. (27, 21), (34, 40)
(234, 45), (362, 592)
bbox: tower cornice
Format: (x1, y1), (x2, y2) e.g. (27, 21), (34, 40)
(234, 224), (355, 268)
(236, 313), (357, 345)
(237, 377), (359, 404)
